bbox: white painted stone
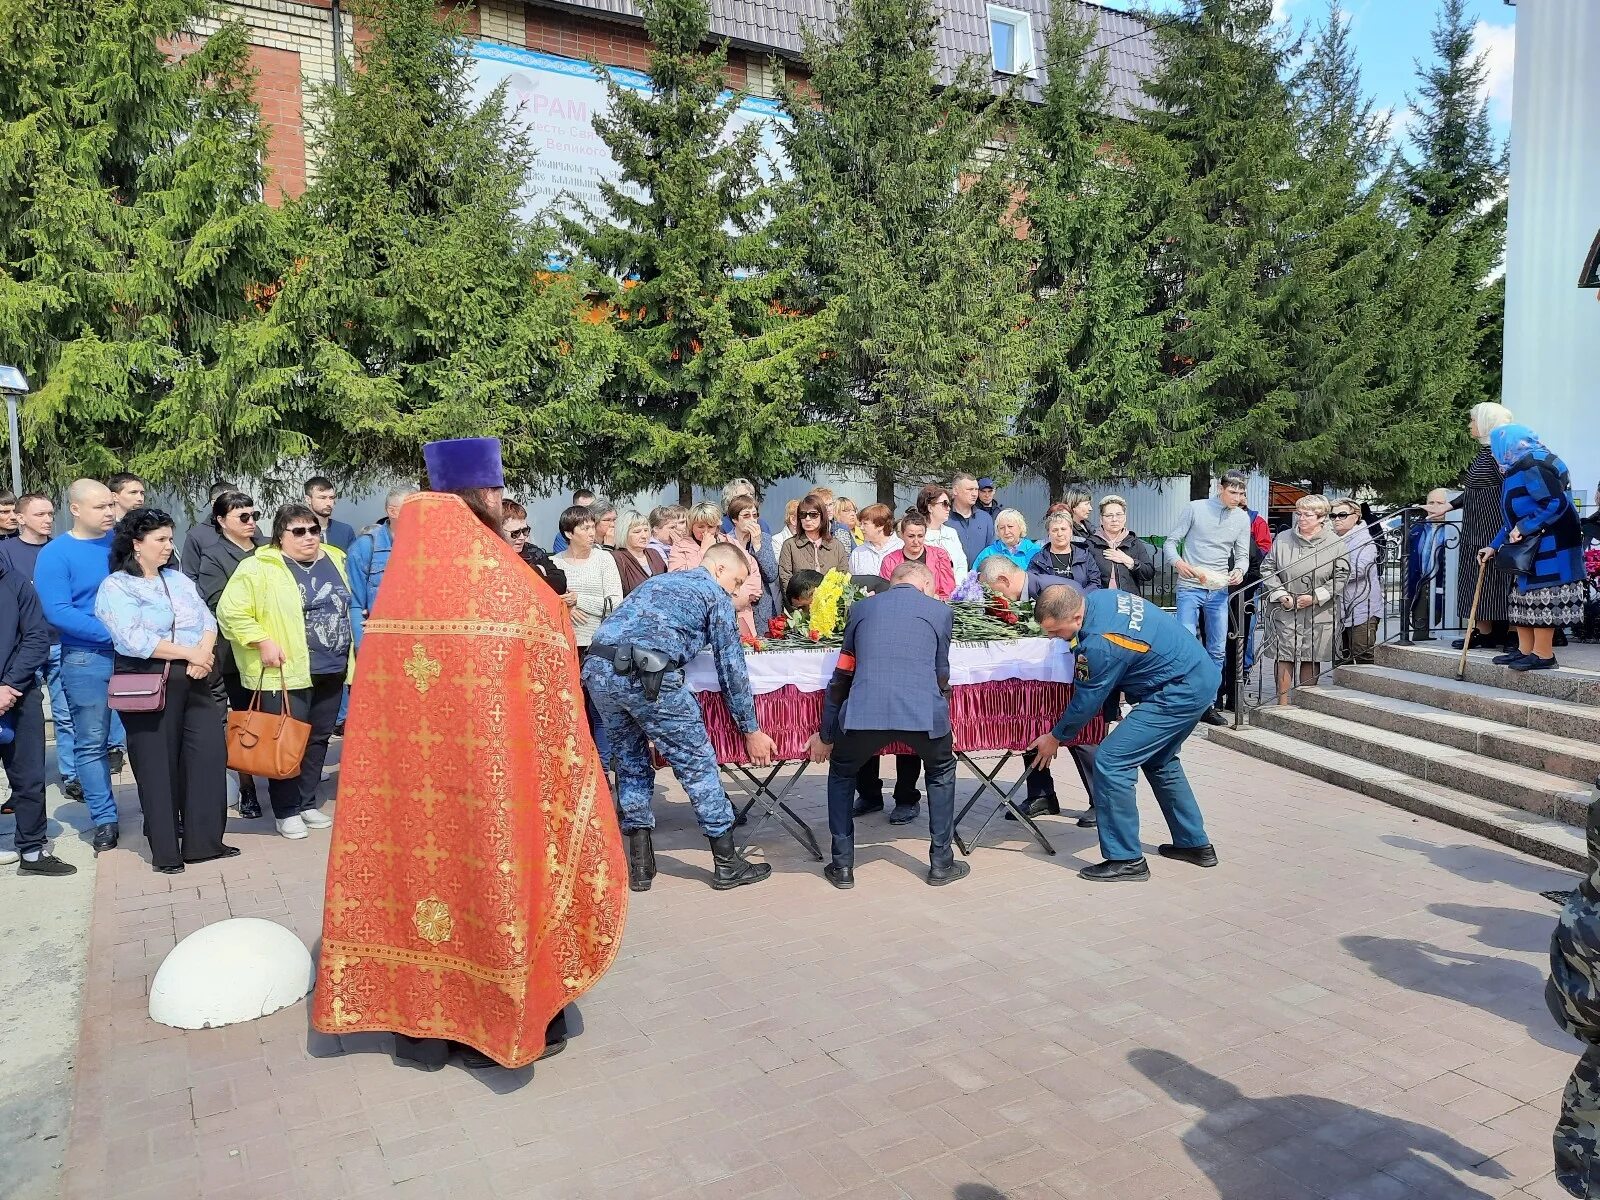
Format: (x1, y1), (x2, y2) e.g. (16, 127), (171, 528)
(148, 918), (314, 1030)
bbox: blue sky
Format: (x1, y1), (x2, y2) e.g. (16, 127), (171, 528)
(1121, 0), (1516, 150)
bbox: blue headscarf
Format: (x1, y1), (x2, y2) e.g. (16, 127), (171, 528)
(1488, 424), (1541, 471)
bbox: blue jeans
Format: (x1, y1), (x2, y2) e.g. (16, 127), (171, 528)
(1176, 585), (1229, 671)
(41, 643), (76, 783)
(1092, 694), (1212, 862)
(58, 646), (118, 826)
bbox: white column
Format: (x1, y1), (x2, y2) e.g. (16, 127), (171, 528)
(1501, 0), (1600, 510)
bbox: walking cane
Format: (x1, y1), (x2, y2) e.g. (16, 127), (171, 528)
(1457, 561), (1487, 681)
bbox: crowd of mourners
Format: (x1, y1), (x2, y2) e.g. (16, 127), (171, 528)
(0, 403), (1592, 878)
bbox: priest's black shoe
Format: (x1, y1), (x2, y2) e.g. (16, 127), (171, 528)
(1199, 708), (1228, 727)
(852, 795), (885, 818)
(626, 829), (656, 892)
(1079, 857), (1150, 883)
(92, 823), (118, 853)
(707, 832), (771, 889)
(1158, 843), (1218, 868)
(1077, 809), (1097, 828)
(927, 860), (970, 887)
(824, 862), (855, 890)
(887, 803), (920, 825)
(454, 1045), (499, 1069)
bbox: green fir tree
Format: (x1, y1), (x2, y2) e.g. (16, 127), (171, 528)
(1400, 0), (1506, 418)
(1010, 5), (1163, 503)
(1274, 0), (1404, 490)
(258, 0), (611, 493)
(1134, 0), (1306, 496)
(0, 0), (282, 491)
(777, 0), (1033, 504)
(562, 0), (829, 504)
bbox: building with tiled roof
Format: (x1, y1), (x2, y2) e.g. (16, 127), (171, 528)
(206, 0), (1157, 201)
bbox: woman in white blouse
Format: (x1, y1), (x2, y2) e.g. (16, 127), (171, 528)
(916, 484), (969, 579)
(552, 505), (623, 765)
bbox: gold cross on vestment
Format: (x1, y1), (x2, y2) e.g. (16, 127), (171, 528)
(412, 776), (446, 819)
(408, 719), (444, 757)
(404, 643), (442, 694)
(414, 833), (449, 874)
(456, 545), (500, 585)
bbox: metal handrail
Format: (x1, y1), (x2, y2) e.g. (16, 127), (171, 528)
(1225, 503), (1438, 729)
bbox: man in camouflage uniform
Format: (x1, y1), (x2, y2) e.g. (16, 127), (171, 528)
(1551, 776), (1600, 1197)
(582, 542), (778, 894)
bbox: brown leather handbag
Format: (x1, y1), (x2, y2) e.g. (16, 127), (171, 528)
(226, 669), (311, 780)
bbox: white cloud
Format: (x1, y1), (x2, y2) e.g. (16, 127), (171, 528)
(1272, 0), (1295, 22)
(1377, 104), (1418, 150)
(1471, 19), (1516, 122)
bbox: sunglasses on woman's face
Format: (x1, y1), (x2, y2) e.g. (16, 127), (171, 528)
(800, 511), (822, 520)
(506, 525), (530, 540)
(285, 525), (322, 538)
(233, 510), (259, 523)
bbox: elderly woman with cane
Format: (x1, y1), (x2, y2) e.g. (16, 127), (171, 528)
(1453, 402), (1517, 650)
(1480, 424), (1584, 672)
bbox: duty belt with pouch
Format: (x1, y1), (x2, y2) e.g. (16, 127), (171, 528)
(590, 642), (678, 702)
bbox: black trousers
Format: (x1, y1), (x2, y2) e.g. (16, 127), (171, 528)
(253, 672), (343, 820)
(122, 672), (229, 868)
(3, 686), (48, 856)
(828, 730), (957, 868)
(854, 754), (922, 805)
(393, 1009), (570, 1068)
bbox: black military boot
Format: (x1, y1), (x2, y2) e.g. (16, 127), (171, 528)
(626, 829), (656, 892)
(707, 832), (771, 890)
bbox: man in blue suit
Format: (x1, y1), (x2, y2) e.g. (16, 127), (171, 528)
(806, 561), (969, 889)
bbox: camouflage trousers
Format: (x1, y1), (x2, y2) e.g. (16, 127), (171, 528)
(580, 659), (735, 838)
(1556, 1045), (1600, 1197)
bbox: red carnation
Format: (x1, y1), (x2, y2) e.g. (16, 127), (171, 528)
(768, 616), (788, 638)
(808, 629), (822, 642)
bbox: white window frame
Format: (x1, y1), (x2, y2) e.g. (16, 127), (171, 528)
(986, 5), (1036, 77)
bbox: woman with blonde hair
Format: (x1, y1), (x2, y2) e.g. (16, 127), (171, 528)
(1260, 495), (1350, 704)
(610, 509), (666, 595)
(669, 501), (764, 637)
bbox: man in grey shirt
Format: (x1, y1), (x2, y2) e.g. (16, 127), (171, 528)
(1166, 470), (1251, 725)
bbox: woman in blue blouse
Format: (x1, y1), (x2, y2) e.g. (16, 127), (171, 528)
(971, 509), (1042, 572)
(95, 509), (234, 873)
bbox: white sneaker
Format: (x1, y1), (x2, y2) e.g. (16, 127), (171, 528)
(276, 815), (308, 840)
(300, 809), (332, 830)
(0, 849), (17, 866)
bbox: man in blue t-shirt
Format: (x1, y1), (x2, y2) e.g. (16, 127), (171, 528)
(34, 480), (122, 850)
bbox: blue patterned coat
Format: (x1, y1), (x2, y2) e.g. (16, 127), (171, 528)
(1491, 453), (1584, 591)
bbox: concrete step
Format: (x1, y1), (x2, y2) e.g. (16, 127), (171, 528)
(1292, 684), (1600, 786)
(1249, 706), (1592, 825)
(1375, 642), (1600, 705)
(1333, 664), (1600, 746)
(1209, 725), (1589, 872)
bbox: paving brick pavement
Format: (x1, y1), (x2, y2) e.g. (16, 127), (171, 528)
(56, 735), (1592, 1199)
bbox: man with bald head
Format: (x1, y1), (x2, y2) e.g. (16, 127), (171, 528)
(34, 480), (124, 850)
(806, 559), (967, 889)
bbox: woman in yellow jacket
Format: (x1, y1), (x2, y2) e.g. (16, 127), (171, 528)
(218, 503), (356, 840)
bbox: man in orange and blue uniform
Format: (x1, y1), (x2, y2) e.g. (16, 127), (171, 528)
(1027, 584), (1219, 883)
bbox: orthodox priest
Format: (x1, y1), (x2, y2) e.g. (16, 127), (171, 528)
(311, 438), (627, 1070)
